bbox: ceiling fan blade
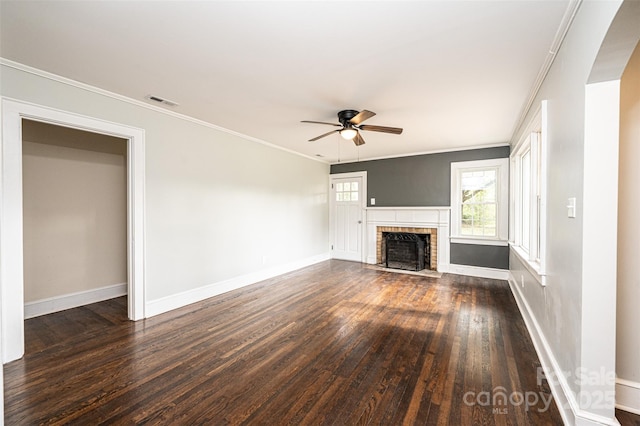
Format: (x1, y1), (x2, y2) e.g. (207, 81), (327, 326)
(358, 124), (403, 135)
(309, 129), (340, 141)
(301, 120), (342, 127)
(349, 110), (376, 125)
(353, 132), (366, 146)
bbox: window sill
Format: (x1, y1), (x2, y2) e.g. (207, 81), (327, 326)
(450, 237), (509, 247)
(510, 244), (547, 286)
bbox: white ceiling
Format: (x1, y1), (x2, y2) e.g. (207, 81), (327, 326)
(0, 1), (571, 163)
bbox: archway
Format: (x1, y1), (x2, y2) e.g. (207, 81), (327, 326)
(582, 0), (640, 421)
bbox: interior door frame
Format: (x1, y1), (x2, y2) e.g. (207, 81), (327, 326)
(1, 98), (146, 363)
(329, 171), (367, 262)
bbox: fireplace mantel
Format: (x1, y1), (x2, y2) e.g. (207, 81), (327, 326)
(364, 207), (450, 272)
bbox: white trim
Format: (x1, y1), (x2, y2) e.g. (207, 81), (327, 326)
(450, 237), (508, 247)
(507, 272), (574, 426)
(507, 273), (621, 426)
(512, 102), (543, 155)
(510, 101), (548, 279)
(580, 81), (619, 423)
(450, 157), (509, 242)
(443, 264), (509, 280)
(1, 99), (25, 363)
(510, 245), (547, 286)
(366, 206), (450, 211)
(0, 96), (4, 423)
(0, 58), (325, 165)
(365, 207), (450, 271)
(146, 253), (329, 318)
(24, 283), (127, 319)
(331, 142), (510, 165)
(126, 119), (146, 321)
(539, 101), (548, 274)
(616, 379), (640, 415)
(1, 98), (146, 363)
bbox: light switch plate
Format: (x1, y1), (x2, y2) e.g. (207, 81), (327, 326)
(567, 197), (576, 218)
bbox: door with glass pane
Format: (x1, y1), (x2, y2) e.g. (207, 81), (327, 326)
(330, 176), (364, 262)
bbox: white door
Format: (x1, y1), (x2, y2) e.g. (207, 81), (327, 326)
(330, 175), (364, 261)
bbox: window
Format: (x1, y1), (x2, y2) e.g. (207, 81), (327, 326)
(510, 101), (547, 281)
(460, 168), (497, 237)
(335, 181), (359, 202)
(451, 158), (509, 244)
(521, 148), (531, 252)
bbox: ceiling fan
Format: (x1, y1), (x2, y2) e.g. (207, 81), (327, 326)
(301, 109), (403, 146)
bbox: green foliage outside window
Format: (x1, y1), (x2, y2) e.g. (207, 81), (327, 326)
(460, 170), (497, 237)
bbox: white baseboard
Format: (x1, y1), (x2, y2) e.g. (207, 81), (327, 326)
(507, 273), (620, 426)
(616, 379), (640, 415)
(145, 253), (330, 318)
(443, 264), (509, 280)
(507, 273), (576, 425)
(24, 282), (127, 319)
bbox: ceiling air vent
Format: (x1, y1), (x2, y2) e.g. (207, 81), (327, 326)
(145, 95), (179, 107)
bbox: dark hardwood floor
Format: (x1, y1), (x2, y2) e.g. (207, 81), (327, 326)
(5, 260), (570, 424)
(617, 409), (640, 426)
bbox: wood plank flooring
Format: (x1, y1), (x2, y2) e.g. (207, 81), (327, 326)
(617, 409), (640, 426)
(5, 260), (568, 424)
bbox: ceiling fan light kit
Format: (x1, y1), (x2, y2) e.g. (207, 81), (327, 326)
(339, 127), (358, 140)
(302, 109), (403, 146)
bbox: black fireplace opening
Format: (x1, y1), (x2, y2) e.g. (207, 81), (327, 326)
(383, 232), (430, 271)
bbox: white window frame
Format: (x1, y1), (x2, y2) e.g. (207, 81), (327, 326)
(450, 157), (509, 246)
(510, 101), (548, 285)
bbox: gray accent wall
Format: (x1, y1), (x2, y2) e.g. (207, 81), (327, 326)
(331, 146), (510, 270)
(330, 146), (509, 207)
(450, 244), (509, 270)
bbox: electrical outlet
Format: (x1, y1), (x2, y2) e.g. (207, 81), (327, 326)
(371, 198), (376, 206)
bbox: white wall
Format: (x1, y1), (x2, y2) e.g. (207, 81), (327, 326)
(617, 40), (640, 413)
(1, 62), (330, 310)
(22, 120), (127, 303)
(508, 1), (626, 424)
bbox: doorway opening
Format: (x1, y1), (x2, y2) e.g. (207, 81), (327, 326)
(22, 120), (128, 323)
(1, 99), (146, 363)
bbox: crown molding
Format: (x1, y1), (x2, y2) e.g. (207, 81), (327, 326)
(510, 0), (583, 143)
(0, 58), (327, 164)
(330, 142), (510, 165)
